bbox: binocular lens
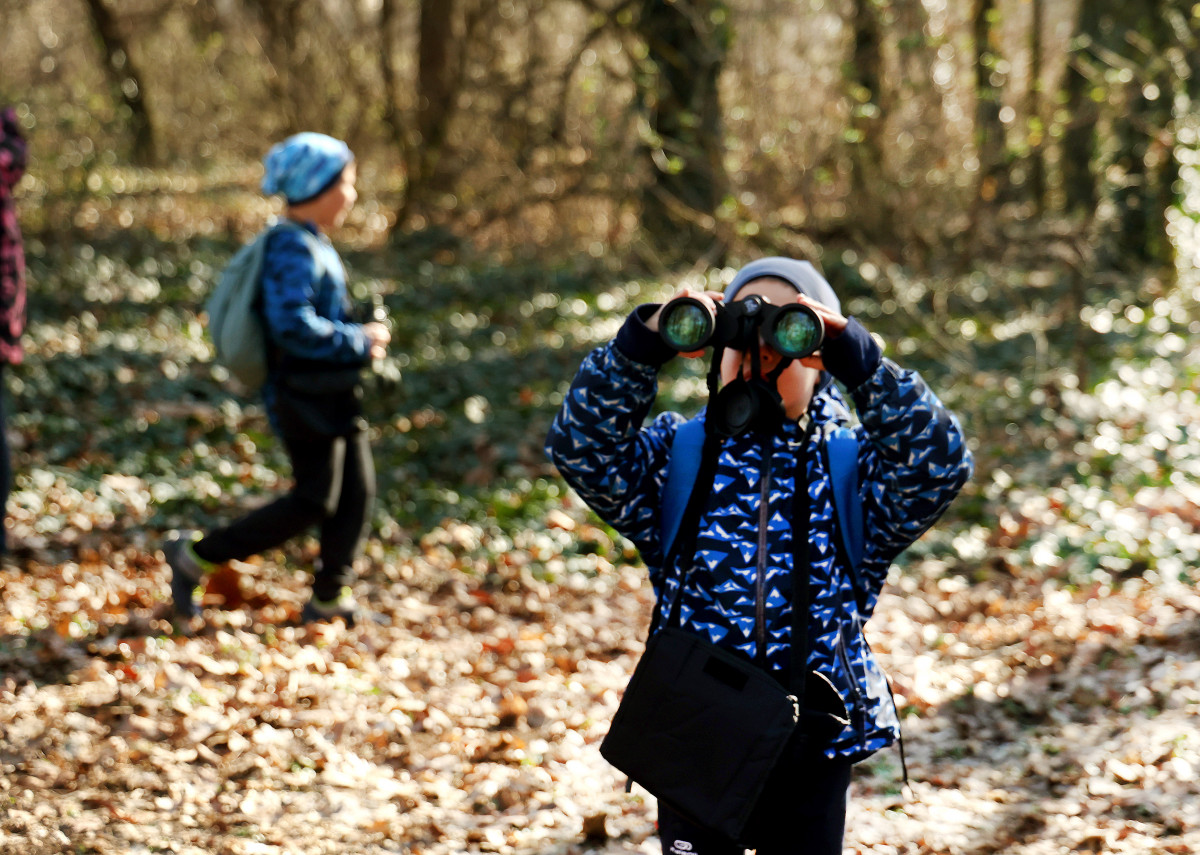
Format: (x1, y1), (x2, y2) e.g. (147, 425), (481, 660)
(660, 300), (713, 351)
(771, 306), (823, 358)
(658, 293), (825, 358)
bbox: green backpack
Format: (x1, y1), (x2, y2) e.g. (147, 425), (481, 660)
(205, 220), (324, 391)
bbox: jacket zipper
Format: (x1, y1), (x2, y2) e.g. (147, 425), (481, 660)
(756, 438), (773, 663)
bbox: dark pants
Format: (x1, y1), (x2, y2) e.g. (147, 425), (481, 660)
(195, 417), (375, 602)
(0, 363), (9, 553)
(658, 745), (853, 855)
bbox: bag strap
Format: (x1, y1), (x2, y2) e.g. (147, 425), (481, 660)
(657, 415), (863, 690)
(823, 427), (910, 785)
(789, 426), (812, 704)
(656, 408), (817, 699)
(651, 354), (729, 636)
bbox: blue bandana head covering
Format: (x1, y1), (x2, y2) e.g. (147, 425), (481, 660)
(261, 132), (353, 204)
(725, 257), (840, 314)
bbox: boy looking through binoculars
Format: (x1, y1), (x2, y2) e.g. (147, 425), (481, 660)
(546, 256), (972, 855)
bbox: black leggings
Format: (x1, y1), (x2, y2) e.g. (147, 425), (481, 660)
(195, 425), (375, 601)
(658, 747), (853, 855)
(0, 364), (9, 553)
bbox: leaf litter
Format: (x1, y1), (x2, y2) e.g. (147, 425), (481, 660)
(2, 501), (1198, 855)
(1, 227), (1199, 853)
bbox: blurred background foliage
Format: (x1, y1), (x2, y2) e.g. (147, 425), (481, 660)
(3, 0), (1197, 269)
(1, 0), (1199, 588)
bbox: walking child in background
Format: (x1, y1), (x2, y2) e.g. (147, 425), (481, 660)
(0, 107), (28, 557)
(546, 258), (973, 854)
(166, 132), (391, 630)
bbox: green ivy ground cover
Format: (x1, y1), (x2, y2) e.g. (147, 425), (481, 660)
(13, 226), (1200, 591)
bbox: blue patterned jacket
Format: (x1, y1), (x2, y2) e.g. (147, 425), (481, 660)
(256, 222), (372, 428)
(261, 223), (371, 370)
(546, 312), (972, 762)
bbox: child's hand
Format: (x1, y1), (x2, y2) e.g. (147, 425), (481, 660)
(793, 292), (848, 337)
(363, 321), (391, 360)
(645, 288), (724, 359)
(791, 292), (850, 371)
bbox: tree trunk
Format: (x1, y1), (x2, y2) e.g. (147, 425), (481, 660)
(245, 0), (307, 135)
(82, 0), (158, 164)
(395, 0), (460, 233)
(1061, 1), (1101, 218)
(847, 0), (886, 231)
(1103, 0), (1172, 266)
(1025, 0), (1046, 213)
(1065, 0), (1178, 268)
(1170, 2), (1200, 278)
(973, 0), (1005, 199)
(633, 0), (732, 266)
(378, 0), (409, 175)
(1135, 3), (1176, 267)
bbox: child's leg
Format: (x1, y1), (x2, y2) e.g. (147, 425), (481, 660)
(0, 364), (9, 554)
(655, 748), (851, 855)
(657, 804), (742, 855)
(194, 431), (341, 564)
(749, 750), (852, 855)
(312, 428), (375, 602)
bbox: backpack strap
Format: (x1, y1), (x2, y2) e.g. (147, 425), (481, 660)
(824, 425), (867, 613)
(828, 425), (909, 786)
(662, 417), (867, 621)
(660, 415), (707, 558)
(268, 219), (328, 279)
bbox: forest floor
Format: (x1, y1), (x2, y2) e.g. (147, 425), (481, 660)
(1, 507), (1198, 855)
(1, 209), (1199, 853)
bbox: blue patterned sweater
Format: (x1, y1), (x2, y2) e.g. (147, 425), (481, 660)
(260, 222), (372, 370)
(256, 222), (372, 423)
(546, 311), (972, 761)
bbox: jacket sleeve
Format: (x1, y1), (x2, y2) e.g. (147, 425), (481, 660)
(851, 358), (973, 611)
(260, 228), (371, 366)
(0, 109), (27, 191)
(545, 311), (682, 566)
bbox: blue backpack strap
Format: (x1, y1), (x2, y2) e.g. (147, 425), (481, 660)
(827, 425), (907, 784)
(661, 416), (706, 557)
(825, 425), (866, 603)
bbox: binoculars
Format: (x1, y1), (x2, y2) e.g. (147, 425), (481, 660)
(658, 293), (824, 359)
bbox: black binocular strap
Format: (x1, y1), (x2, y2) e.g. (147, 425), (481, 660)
(653, 353), (815, 703)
